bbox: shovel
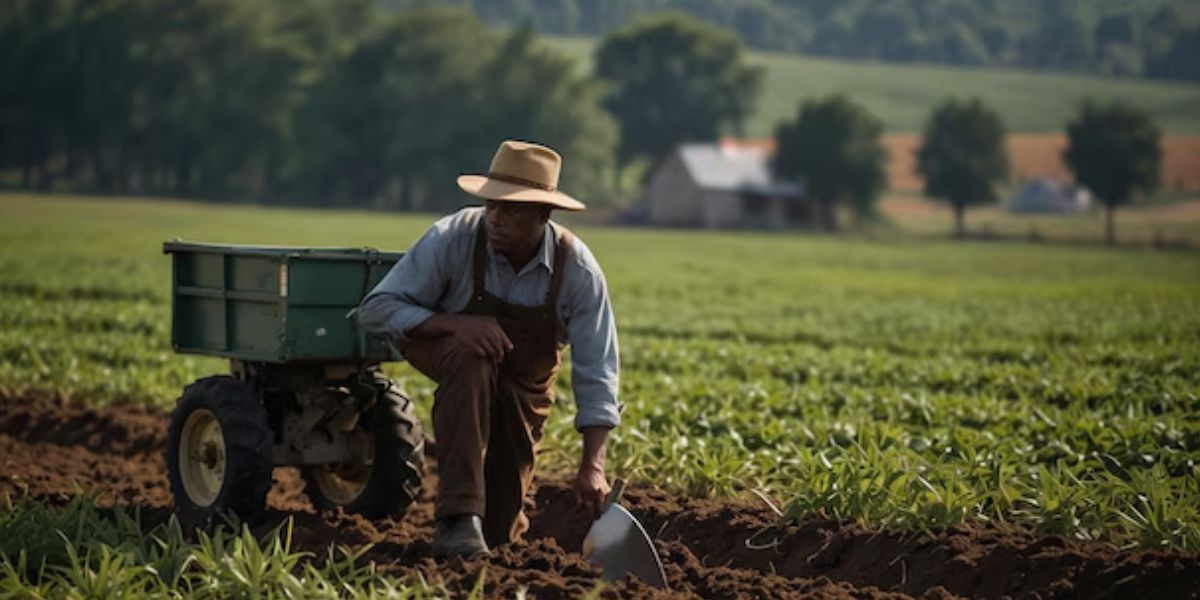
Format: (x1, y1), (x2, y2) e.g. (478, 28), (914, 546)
(581, 478), (669, 589)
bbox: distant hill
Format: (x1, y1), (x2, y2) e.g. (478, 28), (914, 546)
(542, 35), (1200, 135)
(383, 0), (1200, 82)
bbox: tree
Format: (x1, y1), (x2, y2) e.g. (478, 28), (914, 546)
(1028, 15), (1094, 70)
(1146, 26), (1200, 82)
(1062, 102), (1161, 245)
(595, 12), (762, 184)
(916, 98), (1009, 237)
(294, 8), (497, 207)
(294, 9), (616, 210)
(478, 26), (617, 205)
(853, 0), (921, 61)
(773, 95), (888, 231)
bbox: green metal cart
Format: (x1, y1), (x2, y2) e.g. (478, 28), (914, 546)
(162, 241), (424, 523)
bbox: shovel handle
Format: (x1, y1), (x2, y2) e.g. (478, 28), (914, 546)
(606, 478), (626, 508)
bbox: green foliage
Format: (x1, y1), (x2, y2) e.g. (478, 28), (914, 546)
(0, 1), (616, 209)
(0, 496), (457, 598)
(917, 98), (1010, 236)
(2, 193), (1200, 552)
(1146, 25), (1200, 82)
(391, 0), (1200, 80)
(1063, 101), (1162, 244)
(294, 12), (617, 210)
(595, 12), (763, 167)
(546, 34), (1200, 136)
(773, 95), (888, 229)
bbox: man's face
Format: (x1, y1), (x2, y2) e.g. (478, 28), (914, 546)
(484, 200), (551, 254)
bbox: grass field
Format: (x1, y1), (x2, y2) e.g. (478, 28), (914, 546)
(542, 35), (1200, 135)
(2, 193), (1199, 595)
(875, 193), (1200, 246)
(3, 192), (1199, 537)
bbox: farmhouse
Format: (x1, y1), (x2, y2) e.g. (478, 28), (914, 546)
(1007, 178), (1092, 214)
(640, 141), (810, 229)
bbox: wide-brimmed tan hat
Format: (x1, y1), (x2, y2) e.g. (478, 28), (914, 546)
(457, 140), (586, 211)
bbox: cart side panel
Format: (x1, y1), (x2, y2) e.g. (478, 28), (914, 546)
(166, 241), (402, 363)
(286, 306), (360, 359)
(284, 256), (399, 361)
(177, 252), (224, 289)
(226, 256), (285, 360)
(229, 256), (280, 295)
(172, 252), (228, 354)
(175, 295), (227, 352)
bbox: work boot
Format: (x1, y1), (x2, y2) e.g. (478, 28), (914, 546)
(431, 513), (490, 559)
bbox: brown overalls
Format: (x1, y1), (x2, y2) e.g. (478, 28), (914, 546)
(404, 219), (572, 546)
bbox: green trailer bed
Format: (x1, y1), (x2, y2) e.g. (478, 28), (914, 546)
(163, 241), (402, 363)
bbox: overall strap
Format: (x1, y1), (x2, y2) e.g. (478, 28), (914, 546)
(545, 225), (574, 309)
(471, 216), (489, 299)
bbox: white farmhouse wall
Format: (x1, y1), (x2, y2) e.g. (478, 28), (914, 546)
(701, 190), (743, 229)
(645, 155), (703, 227)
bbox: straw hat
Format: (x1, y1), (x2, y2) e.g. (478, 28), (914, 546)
(457, 140), (586, 211)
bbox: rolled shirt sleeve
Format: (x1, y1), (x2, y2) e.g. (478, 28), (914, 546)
(562, 241), (622, 431)
(356, 209), (621, 431)
(357, 220), (451, 343)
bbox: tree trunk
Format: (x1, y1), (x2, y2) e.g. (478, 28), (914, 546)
(398, 174), (413, 211)
(1105, 204), (1116, 246)
(820, 200), (838, 232)
(954, 203), (965, 238)
(175, 154), (191, 196)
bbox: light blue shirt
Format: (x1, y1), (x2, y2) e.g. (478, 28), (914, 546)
(357, 208), (621, 430)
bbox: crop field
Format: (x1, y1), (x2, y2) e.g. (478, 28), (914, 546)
(884, 134), (1200, 193)
(2, 193), (1199, 597)
(543, 35), (1200, 136)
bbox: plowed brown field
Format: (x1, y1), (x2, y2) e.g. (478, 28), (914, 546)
(2, 396), (1197, 599)
(886, 134), (1200, 193)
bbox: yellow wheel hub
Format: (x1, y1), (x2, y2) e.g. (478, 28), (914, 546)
(313, 430), (374, 505)
(179, 408), (226, 507)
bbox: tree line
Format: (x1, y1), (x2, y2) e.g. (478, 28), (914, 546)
(390, 0), (1200, 81)
(2, 2), (1163, 241)
(0, 0), (617, 210)
(580, 12), (1162, 244)
(772, 93), (1160, 245)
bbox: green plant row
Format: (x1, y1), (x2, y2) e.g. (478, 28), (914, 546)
(2, 194), (1198, 551)
(0, 495), (474, 599)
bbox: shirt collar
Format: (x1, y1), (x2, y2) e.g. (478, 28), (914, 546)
(487, 222), (557, 274)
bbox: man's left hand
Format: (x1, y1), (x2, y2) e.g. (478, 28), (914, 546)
(573, 464), (610, 520)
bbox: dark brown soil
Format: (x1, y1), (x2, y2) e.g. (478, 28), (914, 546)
(1, 395), (1197, 599)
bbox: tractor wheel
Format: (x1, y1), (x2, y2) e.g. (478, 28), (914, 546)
(166, 376), (272, 525)
(302, 377), (424, 519)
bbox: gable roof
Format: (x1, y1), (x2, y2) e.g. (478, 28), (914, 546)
(675, 142), (804, 198)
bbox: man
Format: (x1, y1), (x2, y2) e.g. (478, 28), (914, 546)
(357, 140), (620, 559)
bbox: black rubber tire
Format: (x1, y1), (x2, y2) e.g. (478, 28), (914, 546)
(302, 376), (424, 519)
(166, 375), (273, 526)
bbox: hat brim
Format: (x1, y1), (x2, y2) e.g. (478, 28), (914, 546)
(457, 175), (586, 211)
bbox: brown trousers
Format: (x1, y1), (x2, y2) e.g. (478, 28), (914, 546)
(405, 335), (555, 546)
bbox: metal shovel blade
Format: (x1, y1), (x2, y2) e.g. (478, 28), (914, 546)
(582, 502), (669, 589)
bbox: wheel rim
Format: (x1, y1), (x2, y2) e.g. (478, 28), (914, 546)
(179, 408), (225, 507)
(312, 430), (374, 505)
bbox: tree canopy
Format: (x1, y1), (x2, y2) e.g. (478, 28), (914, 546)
(1063, 101), (1162, 244)
(595, 12), (763, 171)
(0, 1), (617, 210)
(773, 95), (888, 231)
(916, 98), (1009, 237)
(390, 0), (1200, 81)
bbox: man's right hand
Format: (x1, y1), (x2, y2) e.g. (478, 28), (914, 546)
(409, 313), (512, 360)
(448, 314), (513, 360)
